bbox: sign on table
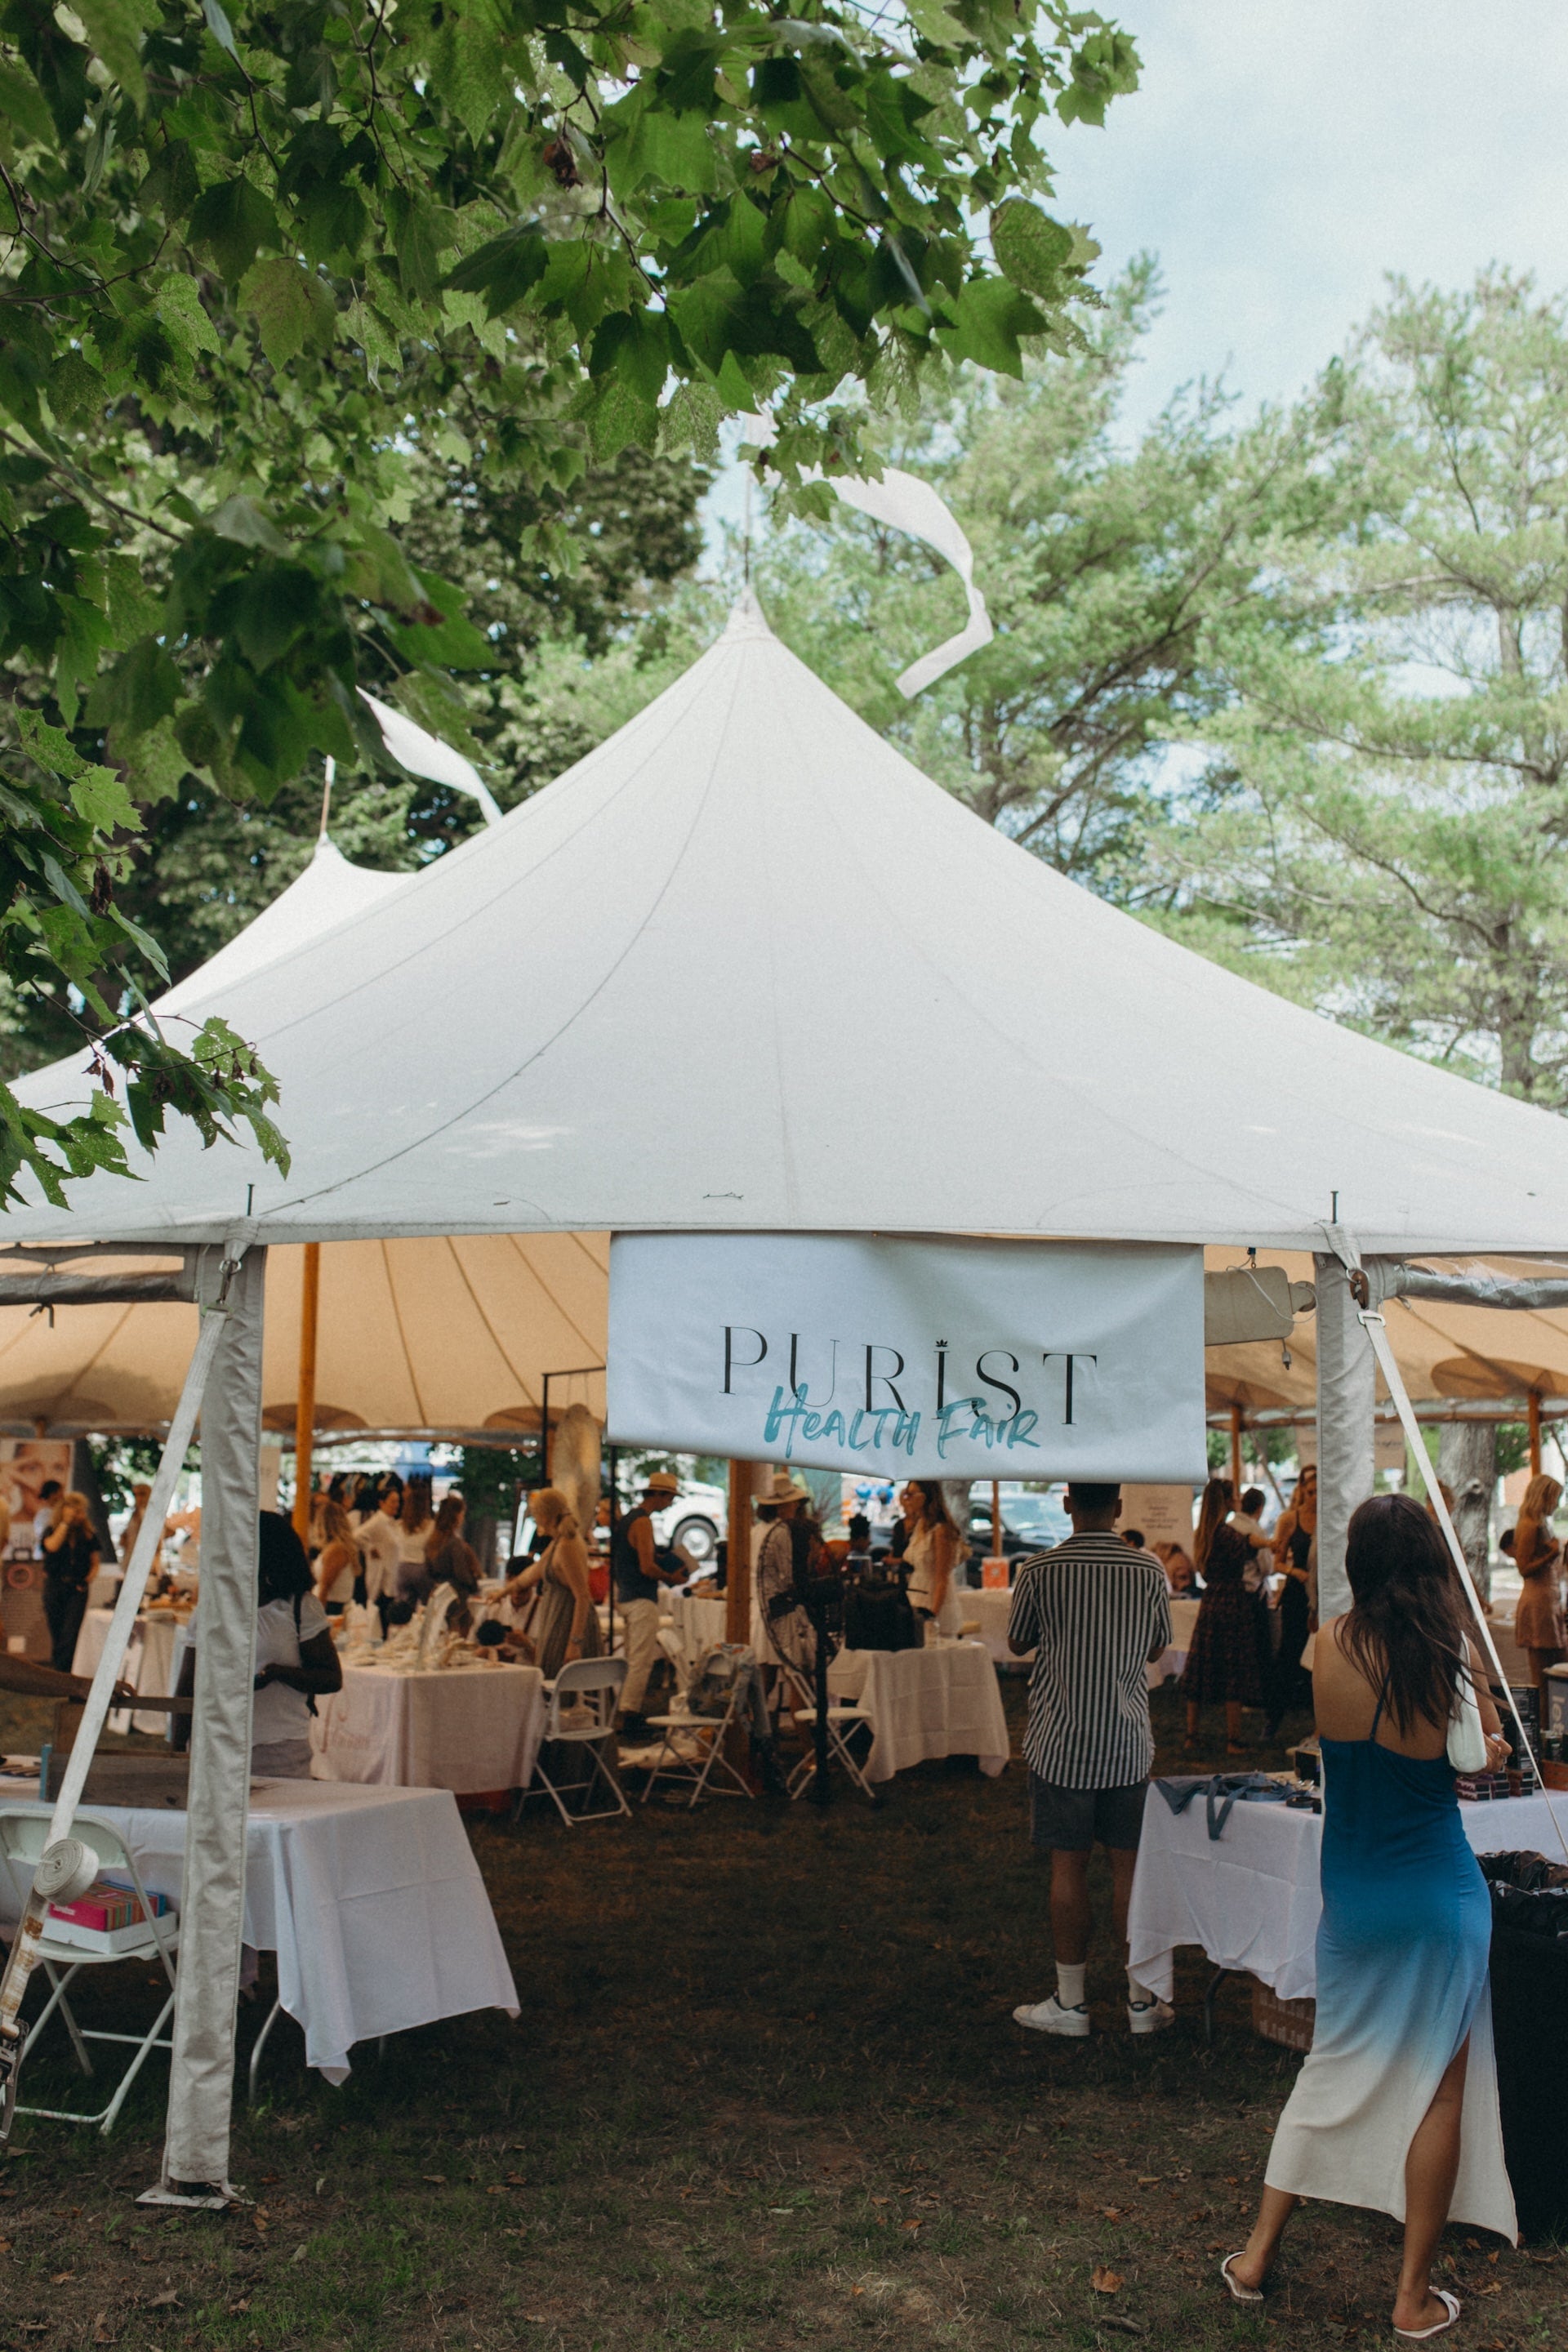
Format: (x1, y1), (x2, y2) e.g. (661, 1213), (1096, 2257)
(608, 1233), (1205, 1481)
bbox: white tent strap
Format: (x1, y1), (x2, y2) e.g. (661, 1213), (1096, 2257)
(1359, 1308), (1568, 1864)
(0, 1280), (231, 2051)
(357, 688), (502, 826)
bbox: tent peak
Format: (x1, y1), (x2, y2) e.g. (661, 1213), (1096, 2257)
(719, 586), (776, 643)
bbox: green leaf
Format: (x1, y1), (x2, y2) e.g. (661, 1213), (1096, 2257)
(74, 0), (157, 106)
(238, 257), (336, 369)
(69, 760), (137, 833)
(84, 635), (180, 736)
(154, 270), (220, 358)
(443, 225), (549, 318)
(188, 175), (279, 284)
(387, 190), (457, 306)
(990, 201), (1073, 298)
(936, 274), (1048, 376)
(384, 570), (494, 670)
(228, 563), (319, 670)
(0, 56), (54, 145)
(208, 495), (289, 555)
(47, 348), (103, 427)
(114, 715), (188, 801)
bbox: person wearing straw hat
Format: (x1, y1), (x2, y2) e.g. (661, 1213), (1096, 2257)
(612, 1468), (684, 1739)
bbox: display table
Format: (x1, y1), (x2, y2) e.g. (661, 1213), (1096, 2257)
(310, 1659), (546, 1795)
(72, 1606), (187, 1735)
(826, 1640), (1011, 1783)
(1128, 1780), (1567, 2004)
(958, 1588), (1016, 1664)
(0, 1781), (518, 2082)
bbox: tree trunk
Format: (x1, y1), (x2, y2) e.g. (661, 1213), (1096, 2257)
(1437, 1420), (1495, 1606)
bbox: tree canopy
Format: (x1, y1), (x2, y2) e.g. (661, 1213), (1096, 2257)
(0, 0), (1138, 1203)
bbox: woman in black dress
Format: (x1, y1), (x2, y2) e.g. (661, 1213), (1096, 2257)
(1183, 1478), (1267, 1754)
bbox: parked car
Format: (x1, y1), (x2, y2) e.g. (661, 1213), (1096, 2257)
(965, 1483), (1071, 1567)
(650, 1480), (727, 1568)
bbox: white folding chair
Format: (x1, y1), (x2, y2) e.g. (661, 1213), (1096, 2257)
(640, 1673), (756, 1808)
(514, 1657), (630, 1826)
(787, 1704), (876, 1801)
(0, 1806), (179, 2135)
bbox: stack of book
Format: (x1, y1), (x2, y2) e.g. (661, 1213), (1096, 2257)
(47, 1875), (172, 1951)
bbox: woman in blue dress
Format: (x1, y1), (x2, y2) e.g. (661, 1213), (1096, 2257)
(1223, 1494), (1515, 2339)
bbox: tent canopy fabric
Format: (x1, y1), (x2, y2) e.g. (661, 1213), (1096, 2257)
(11, 591), (1568, 1256)
(154, 838), (410, 1017)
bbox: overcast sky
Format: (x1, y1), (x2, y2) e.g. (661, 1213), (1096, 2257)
(706, 0), (1568, 539)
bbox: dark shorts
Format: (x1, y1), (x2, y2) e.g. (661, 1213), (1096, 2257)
(1030, 1773), (1148, 1853)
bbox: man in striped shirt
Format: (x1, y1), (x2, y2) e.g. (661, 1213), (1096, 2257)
(1006, 1481), (1174, 2038)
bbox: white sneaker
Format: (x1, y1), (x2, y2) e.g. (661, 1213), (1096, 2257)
(1127, 1996), (1175, 2035)
(1013, 1994), (1090, 2038)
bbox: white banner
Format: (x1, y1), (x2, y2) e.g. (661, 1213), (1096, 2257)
(607, 1233), (1206, 1481)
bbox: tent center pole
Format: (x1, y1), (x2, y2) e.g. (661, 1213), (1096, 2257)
(726, 1462), (754, 1650)
(990, 1479), (1000, 1562)
(1529, 1390), (1543, 1477)
(292, 1241), (319, 1545)
(1230, 1405), (1243, 1498)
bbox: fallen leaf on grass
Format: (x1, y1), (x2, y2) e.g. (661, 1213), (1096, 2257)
(871, 2197), (890, 2206)
(1137, 2176), (1161, 2186)
(51, 2271), (74, 2283)
(291, 2243), (308, 2263)
(1474, 2282), (1502, 2296)
(147, 2291), (179, 2309)
(1102, 2207), (1125, 2221)
(903, 2218), (922, 2232)
(1091, 2267), (1123, 2294)
(93, 2314), (112, 2345)
(226, 2301), (249, 2316)
(421, 2174), (447, 2185)
(1099, 2319), (1145, 2338)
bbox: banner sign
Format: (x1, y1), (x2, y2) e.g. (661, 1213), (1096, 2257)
(608, 1233), (1206, 1481)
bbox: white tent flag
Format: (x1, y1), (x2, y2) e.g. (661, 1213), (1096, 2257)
(608, 1232), (1207, 1481)
(358, 688), (502, 826)
(737, 413), (992, 697)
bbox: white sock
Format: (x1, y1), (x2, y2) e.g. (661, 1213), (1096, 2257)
(1127, 1970), (1157, 2007)
(1056, 1962), (1087, 2009)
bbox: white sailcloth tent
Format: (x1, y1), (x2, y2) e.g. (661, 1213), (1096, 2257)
(11, 589), (1568, 2196)
(153, 836), (410, 1016)
(13, 590), (1568, 1253)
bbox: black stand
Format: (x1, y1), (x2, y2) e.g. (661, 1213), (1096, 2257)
(810, 1614), (831, 1807)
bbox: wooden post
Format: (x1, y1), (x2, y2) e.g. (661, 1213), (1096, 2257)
(991, 1479), (1001, 1560)
(1529, 1390), (1542, 1478)
(292, 1241), (320, 1546)
(726, 1460), (754, 1648)
(1230, 1403), (1244, 1499)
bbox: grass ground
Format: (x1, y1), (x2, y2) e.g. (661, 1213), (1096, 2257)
(0, 1680), (1559, 2352)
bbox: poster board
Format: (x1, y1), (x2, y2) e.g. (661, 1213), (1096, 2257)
(1119, 1484), (1196, 1551)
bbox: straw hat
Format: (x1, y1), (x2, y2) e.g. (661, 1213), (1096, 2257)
(756, 1468), (812, 1506)
(641, 1468), (680, 1497)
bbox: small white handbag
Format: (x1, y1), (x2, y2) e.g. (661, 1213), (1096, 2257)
(1446, 1665), (1489, 1774)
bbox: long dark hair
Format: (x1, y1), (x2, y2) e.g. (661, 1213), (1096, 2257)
(1192, 1477), (1233, 1575)
(425, 1493), (466, 1559)
(257, 1510), (313, 1606)
(1341, 1492), (1468, 1735)
(911, 1480), (961, 1538)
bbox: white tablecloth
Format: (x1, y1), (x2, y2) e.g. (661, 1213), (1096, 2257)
(310, 1660), (546, 1794)
(826, 1640), (1011, 1783)
(663, 1589), (728, 1671)
(72, 1606), (186, 1735)
(1128, 1781), (1568, 2003)
(1150, 1594), (1200, 1685)
(958, 1588), (1017, 1664)
(0, 1781), (518, 2082)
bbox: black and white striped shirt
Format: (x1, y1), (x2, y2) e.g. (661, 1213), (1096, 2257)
(1006, 1535), (1171, 1789)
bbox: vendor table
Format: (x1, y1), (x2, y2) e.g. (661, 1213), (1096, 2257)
(1128, 1780), (1567, 2005)
(1152, 1595), (1200, 1684)
(310, 1659), (546, 1795)
(0, 1780), (518, 2082)
(957, 1588), (1198, 1683)
(826, 1639), (1011, 1784)
(72, 1606), (186, 1735)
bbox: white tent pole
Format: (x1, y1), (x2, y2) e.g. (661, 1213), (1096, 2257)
(152, 1244), (267, 2201)
(1313, 1248), (1379, 1622)
(0, 1261), (233, 2129)
(1359, 1307), (1568, 1865)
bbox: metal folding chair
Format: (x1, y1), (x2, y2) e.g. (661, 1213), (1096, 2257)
(0, 1806), (179, 2135)
(786, 1704), (876, 1801)
(514, 1657), (630, 1826)
(639, 1673), (755, 1807)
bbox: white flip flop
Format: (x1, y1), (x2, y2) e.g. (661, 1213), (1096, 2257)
(1394, 2289), (1461, 2341)
(1220, 2253), (1264, 2305)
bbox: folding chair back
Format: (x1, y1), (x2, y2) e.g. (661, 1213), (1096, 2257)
(516, 1657), (630, 1827)
(0, 1805), (180, 2134)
